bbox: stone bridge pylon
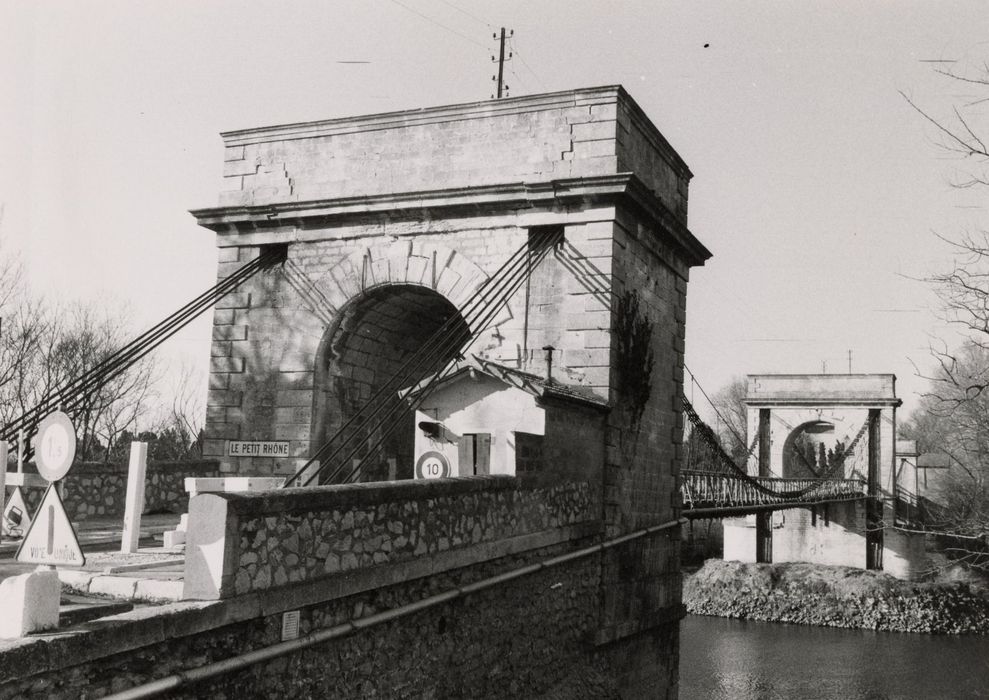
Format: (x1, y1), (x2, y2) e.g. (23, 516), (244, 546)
(186, 87), (711, 697)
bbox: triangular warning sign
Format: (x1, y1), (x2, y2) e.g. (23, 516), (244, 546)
(15, 484), (85, 566)
(2, 486), (32, 538)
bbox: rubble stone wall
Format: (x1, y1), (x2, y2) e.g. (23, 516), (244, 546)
(216, 475), (594, 596)
(17, 460), (219, 521)
(2, 538), (685, 700)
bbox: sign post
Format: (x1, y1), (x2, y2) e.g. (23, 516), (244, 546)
(15, 411), (82, 567)
(4, 412), (81, 638)
(415, 451), (450, 480)
(0, 442), (6, 544)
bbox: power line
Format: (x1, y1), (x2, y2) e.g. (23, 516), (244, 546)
(433, 0), (492, 28)
(511, 39), (547, 91)
(386, 0), (487, 49)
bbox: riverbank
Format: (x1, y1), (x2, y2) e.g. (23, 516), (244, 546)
(684, 560), (989, 633)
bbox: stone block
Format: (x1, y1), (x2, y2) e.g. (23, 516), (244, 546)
(204, 423), (240, 440)
(0, 569), (61, 637)
(163, 530), (186, 548)
(213, 325), (249, 342)
(217, 247), (241, 263)
(207, 389), (243, 407)
(216, 293), (251, 310)
(134, 579), (184, 603)
(218, 189), (250, 207)
(223, 159), (259, 177)
(184, 493), (239, 600)
(276, 390), (313, 407)
(57, 569), (96, 593)
(211, 341), (232, 358)
(571, 120), (617, 142)
(213, 309), (235, 325)
(202, 439), (227, 458)
(89, 575), (138, 599)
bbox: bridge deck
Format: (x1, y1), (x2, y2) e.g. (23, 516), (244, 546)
(680, 470), (867, 518)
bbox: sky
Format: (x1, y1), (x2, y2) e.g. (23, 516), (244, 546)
(2, 1), (989, 421)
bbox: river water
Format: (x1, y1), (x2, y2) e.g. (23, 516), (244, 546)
(679, 614), (989, 699)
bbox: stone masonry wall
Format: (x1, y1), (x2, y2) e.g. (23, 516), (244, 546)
(204, 215), (626, 476)
(2, 539), (649, 699)
(592, 205), (689, 651)
(198, 475), (595, 598)
(17, 460), (219, 522)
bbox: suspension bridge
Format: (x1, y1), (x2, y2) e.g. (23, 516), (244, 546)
(0, 86), (935, 698)
(678, 394), (869, 518)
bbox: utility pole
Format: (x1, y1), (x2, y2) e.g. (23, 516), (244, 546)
(491, 27), (513, 98)
(847, 349), (852, 374)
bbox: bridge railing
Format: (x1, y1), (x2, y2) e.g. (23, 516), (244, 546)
(681, 470), (867, 510)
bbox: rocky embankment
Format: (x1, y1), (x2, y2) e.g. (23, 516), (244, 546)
(684, 560), (989, 633)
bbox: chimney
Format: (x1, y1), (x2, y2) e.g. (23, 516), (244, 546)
(542, 345), (555, 384)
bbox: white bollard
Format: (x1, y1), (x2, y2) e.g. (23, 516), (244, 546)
(0, 442), (7, 544)
(0, 568), (61, 638)
(120, 441), (148, 554)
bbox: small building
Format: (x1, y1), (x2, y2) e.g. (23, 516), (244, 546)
(402, 356), (608, 480)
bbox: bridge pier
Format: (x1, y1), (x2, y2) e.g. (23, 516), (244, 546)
(716, 375), (929, 579)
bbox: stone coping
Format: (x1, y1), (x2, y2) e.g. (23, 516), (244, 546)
(193, 173), (638, 225)
(0, 520), (602, 685)
(221, 86), (624, 143)
(214, 474), (529, 517)
(184, 476), (285, 495)
(218, 86), (691, 179)
(192, 173), (710, 267)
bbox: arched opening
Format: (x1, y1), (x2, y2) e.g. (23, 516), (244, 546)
(311, 284), (470, 483)
(782, 420), (847, 478)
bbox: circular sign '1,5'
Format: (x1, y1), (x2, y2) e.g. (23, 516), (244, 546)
(415, 451), (450, 480)
(35, 411), (77, 482)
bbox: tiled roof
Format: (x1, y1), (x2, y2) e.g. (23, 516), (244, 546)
(399, 356), (609, 410)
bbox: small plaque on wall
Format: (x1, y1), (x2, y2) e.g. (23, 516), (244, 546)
(227, 441), (290, 457)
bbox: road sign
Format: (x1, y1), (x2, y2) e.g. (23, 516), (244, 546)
(415, 451), (450, 479)
(227, 440), (290, 457)
(2, 487), (31, 538)
(15, 484), (85, 566)
(35, 412), (77, 482)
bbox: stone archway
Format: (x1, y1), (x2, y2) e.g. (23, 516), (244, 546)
(781, 420), (838, 478)
(311, 283), (470, 482)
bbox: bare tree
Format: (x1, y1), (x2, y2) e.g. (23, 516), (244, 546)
(151, 359), (205, 459)
(0, 273), (161, 462)
(711, 376), (750, 463)
(901, 60), (989, 567)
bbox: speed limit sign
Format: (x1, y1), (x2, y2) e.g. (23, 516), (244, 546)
(415, 451), (450, 480)
(35, 411), (77, 482)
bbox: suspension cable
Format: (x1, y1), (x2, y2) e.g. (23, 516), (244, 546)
(283, 229), (562, 487)
(2, 247), (284, 454)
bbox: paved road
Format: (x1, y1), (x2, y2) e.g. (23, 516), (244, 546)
(0, 513), (181, 583)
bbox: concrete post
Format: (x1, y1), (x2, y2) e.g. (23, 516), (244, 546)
(120, 441), (148, 554)
(0, 442), (7, 544)
(0, 569), (60, 638)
